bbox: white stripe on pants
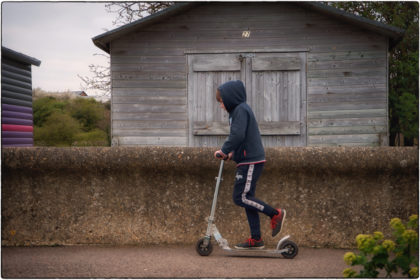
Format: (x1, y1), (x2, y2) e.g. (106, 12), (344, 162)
(241, 164), (265, 211)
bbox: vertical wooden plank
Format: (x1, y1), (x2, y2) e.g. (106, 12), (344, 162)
(247, 59), (253, 110)
(197, 71), (204, 146)
(213, 72), (220, 122)
(245, 56), (253, 107)
(280, 71), (288, 122)
(274, 71), (282, 147)
(250, 72), (257, 115)
(284, 71), (291, 147)
(289, 71), (300, 146)
(205, 72), (213, 123)
(300, 52), (307, 146)
(251, 72), (256, 113)
(191, 67), (198, 146)
(292, 71), (301, 121)
(261, 72), (269, 146)
(263, 72), (270, 122)
(187, 55), (192, 146)
(192, 56), (200, 147)
(256, 71), (264, 121)
(203, 72), (211, 147)
(110, 53), (116, 146)
(385, 39), (389, 146)
(272, 72), (279, 122)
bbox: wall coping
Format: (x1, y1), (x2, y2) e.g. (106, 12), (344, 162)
(2, 147), (418, 174)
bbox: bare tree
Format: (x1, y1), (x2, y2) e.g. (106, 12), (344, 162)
(78, 54), (111, 97)
(79, 2), (173, 97)
(105, 2), (173, 26)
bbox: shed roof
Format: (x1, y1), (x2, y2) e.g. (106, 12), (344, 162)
(92, 2), (405, 54)
(2, 46), (41, 66)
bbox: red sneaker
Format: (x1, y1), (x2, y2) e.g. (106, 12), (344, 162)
(271, 209), (286, 237)
(234, 238), (265, 250)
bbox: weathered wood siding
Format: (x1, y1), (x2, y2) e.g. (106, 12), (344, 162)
(110, 2), (388, 147)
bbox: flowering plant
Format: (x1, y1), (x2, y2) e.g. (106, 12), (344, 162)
(343, 215), (418, 278)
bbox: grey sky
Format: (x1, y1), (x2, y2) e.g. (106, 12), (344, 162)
(2, 2), (116, 95)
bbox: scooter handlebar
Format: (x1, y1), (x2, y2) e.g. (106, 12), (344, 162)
(216, 152), (227, 160)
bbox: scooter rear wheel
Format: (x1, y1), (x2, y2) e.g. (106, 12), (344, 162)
(196, 238), (213, 256)
(280, 240), (298, 259)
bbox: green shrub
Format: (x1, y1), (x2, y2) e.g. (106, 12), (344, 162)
(73, 129), (108, 146)
(69, 98), (104, 132)
(34, 111), (82, 146)
(33, 96), (69, 127)
(32, 93), (110, 147)
(343, 215), (419, 278)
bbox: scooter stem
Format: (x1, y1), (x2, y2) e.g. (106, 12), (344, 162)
(205, 159), (224, 237)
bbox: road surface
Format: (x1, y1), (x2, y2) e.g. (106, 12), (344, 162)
(2, 245), (352, 278)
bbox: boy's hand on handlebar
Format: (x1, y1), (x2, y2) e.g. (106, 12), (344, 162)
(214, 150), (233, 161)
(228, 152), (233, 161)
(214, 150), (227, 160)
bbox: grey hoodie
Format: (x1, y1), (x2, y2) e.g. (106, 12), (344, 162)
(218, 80), (265, 165)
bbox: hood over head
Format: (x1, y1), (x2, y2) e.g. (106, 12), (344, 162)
(217, 80), (246, 113)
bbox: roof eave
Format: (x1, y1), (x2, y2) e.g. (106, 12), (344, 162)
(298, 2), (405, 49)
(93, 2), (406, 54)
(1, 46), (41, 66)
(92, 39), (110, 54)
(92, 2), (199, 54)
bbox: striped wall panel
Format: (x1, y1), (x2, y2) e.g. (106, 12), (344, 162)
(1, 47), (40, 147)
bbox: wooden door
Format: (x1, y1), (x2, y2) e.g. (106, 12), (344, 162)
(250, 53), (307, 146)
(187, 52), (306, 147)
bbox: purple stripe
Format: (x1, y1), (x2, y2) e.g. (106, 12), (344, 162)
(2, 131), (33, 138)
(2, 117), (33, 126)
(2, 138), (34, 145)
(2, 110), (33, 120)
(2, 103), (33, 114)
(2, 143), (33, 147)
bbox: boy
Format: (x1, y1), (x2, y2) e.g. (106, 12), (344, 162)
(214, 80), (286, 250)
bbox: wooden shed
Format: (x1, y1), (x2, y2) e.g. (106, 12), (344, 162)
(1, 46), (41, 147)
(93, 2), (404, 147)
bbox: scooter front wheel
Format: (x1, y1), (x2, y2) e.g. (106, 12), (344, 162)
(280, 240), (298, 259)
(196, 237), (213, 256)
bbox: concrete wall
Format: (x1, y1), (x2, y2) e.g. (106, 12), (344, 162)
(2, 147), (418, 248)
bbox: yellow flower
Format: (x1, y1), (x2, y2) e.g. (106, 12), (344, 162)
(356, 234), (375, 251)
(343, 268), (357, 278)
(409, 214), (418, 223)
(390, 218), (406, 234)
(402, 229), (418, 243)
(344, 252), (357, 265)
(408, 215), (419, 229)
(356, 234), (368, 246)
(409, 267), (419, 278)
(373, 245), (382, 254)
(373, 231), (384, 240)
(382, 239), (395, 252)
(390, 217), (402, 226)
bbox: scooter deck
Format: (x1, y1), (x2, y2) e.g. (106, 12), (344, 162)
(224, 247), (287, 254)
(221, 247), (288, 258)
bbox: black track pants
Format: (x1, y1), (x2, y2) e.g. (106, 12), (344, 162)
(232, 163), (277, 240)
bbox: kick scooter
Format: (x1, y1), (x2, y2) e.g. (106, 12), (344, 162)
(196, 153), (298, 258)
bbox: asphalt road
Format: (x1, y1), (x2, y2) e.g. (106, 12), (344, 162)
(2, 245), (352, 278)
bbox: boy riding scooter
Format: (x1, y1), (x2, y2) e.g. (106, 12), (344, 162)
(214, 80), (286, 249)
